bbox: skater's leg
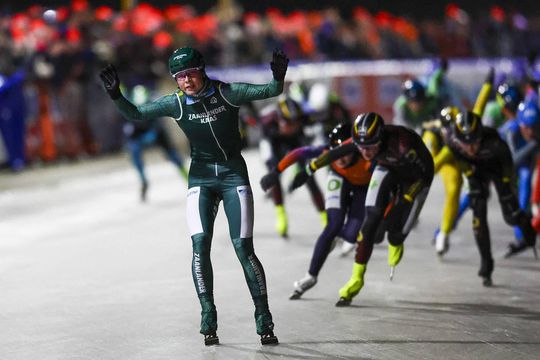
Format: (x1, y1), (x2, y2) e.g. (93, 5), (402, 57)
(468, 179), (494, 286)
(339, 167), (392, 304)
(126, 138), (148, 200)
(436, 164), (462, 255)
(187, 186), (220, 335)
(222, 185), (276, 338)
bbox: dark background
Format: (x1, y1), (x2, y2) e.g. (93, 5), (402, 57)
(2, 0), (540, 20)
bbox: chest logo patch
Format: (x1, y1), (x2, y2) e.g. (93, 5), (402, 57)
(210, 97), (217, 104)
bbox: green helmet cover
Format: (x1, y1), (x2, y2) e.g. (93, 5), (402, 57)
(168, 47), (205, 77)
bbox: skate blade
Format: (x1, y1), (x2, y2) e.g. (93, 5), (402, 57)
(289, 291), (302, 300)
(261, 335), (279, 345)
(204, 334), (219, 346)
(533, 246), (538, 260)
(389, 266), (395, 281)
(335, 297), (351, 307)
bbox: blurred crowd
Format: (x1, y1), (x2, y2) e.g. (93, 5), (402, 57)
(1, 0), (540, 171)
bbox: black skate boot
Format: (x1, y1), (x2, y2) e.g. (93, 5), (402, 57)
(204, 333), (219, 346)
(335, 297), (352, 307)
(260, 331), (279, 345)
(504, 241), (538, 259)
(200, 302), (218, 346)
(255, 307), (278, 345)
(478, 258), (494, 287)
(140, 181), (148, 202)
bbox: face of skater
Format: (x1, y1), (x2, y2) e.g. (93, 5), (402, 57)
(175, 69), (205, 96)
(457, 140), (481, 157)
(356, 143), (380, 160)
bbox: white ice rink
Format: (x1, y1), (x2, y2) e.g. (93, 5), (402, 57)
(1, 149), (539, 359)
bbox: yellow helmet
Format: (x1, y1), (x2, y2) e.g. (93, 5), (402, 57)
(439, 106), (459, 127)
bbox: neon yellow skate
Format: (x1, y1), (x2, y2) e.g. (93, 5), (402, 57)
(275, 205), (288, 238)
(388, 243), (404, 281)
(336, 263), (366, 307)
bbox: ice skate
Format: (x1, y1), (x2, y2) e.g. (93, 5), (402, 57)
(335, 297), (352, 307)
(504, 241), (537, 259)
(289, 274), (317, 300)
(387, 243), (403, 280)
(336, 263), (366, 307)
(255, 308), (276, 344)
(340, 241), (356, 257)
(204, 333), (219, 346)
(275, 205), (288, 238)
(260, 331), (279, 345)
(478, 258), (494, 287)
(435, 232), (449, 257)
(140, 181), (148, 202)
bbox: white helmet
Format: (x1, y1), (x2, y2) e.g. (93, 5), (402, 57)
(308, 82), (329, 113)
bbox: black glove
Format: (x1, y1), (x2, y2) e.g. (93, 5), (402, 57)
(270, 49), (289, 82)
(99, 64), (121, 99)
(288, 164), (314, 193)
(484, 66), (495, 85)
(260, 169), (280, 192)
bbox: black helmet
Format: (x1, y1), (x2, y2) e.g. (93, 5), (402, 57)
(402, 79), (426, 102)
(453, 111), (482, 144)
(328, 123), (351, 149)
(352, 112), (385, 146)
(277, 96), (302, 123)
(168, 47), (205, 78)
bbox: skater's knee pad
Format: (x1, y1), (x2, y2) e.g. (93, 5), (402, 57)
(192, 233), (212, 256)
(232, 237), (255, 259)
(469, 193), (487, 217)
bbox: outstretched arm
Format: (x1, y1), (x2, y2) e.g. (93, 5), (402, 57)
(99, 64), (179, 122)
(260, 144), (326, 192)
(220, 50), (289, 105)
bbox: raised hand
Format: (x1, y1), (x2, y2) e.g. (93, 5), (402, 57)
(270, 49), (289, 82)
(99, 64), (121, 99)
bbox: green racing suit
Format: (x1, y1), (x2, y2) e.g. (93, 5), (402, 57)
(112, 77), (283, 335)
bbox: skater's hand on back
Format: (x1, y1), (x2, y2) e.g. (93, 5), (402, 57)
(99, 64), (121, 99)
(260, 169), (280, 192)
(288, 165), (312, 193)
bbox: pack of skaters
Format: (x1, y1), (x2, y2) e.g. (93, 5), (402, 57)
(260, 123), (373, 300)
(99, 47), (288, 345)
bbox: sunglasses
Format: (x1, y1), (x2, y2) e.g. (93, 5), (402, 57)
(173, 68), (202, 80)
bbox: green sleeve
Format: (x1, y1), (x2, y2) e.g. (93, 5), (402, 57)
(426, 68), (444, 97)
(113, 93), (180, 122)
(220, 79), (284, 106)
